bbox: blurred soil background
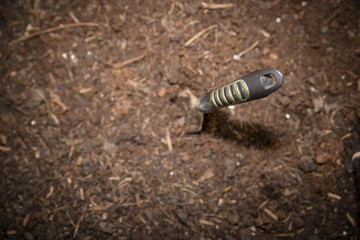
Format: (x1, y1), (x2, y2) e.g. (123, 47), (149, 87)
(1, 0), (360, 239)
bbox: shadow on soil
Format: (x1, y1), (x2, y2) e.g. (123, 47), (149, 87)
(202, 111), (279, 149)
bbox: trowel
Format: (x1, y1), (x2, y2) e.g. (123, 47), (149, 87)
(181, 68), (284, 133)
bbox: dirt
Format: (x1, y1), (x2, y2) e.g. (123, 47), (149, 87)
(1, 0), (360, 239)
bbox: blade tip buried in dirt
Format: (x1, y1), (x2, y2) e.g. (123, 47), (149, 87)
(185, 109), (204, 133)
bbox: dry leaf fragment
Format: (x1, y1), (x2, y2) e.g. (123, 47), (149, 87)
(198, 168), (214, 182)
(313, 96), (323, 113)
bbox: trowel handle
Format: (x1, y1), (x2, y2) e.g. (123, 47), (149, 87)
(195, 68), (284, 113)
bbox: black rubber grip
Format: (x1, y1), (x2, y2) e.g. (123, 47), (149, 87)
(195, 68), (284, 113)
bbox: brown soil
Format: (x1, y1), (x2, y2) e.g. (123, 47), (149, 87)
(1, 0), (360, 239)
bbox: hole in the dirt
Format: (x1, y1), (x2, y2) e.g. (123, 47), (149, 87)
(261, 73), (276, 90)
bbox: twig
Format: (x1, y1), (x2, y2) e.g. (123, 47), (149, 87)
(201, 2), (236, 9)
(9, 22), (101, 46)
(105, 34), (150, 69)
(321, 71), (330, 87)
(324, 9), (340, 25)
(109, 51), (147, 69)
(264, 208), (278, 221)
(73, 205), (87, 239)
(234, 40), (259, 59)
(257, 199), (269, 210)
(185, 24), (217, 47)
(65, 205), (76, 227)
(69, 11), (80, 24)
(346, 213), (356, 227)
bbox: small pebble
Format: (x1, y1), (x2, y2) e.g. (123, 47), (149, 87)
(158, 87), (166, 97)
(269, 53), (279, 60)
(30, 120), (36, 126)
(70, 53), (78, 63)
(170, 171), (174, 176)
(276, 17), (281, 23)
(61, 53), (67, 59)
(181, 153), (190, 162)
(285, 114), (291, 120)
(233, 54), (241, 60)
(314, 154), (330, 165)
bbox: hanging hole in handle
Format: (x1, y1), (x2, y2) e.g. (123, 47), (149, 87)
(261, 73), (277, 90)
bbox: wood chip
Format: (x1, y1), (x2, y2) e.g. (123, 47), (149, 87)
(76, 156), (83, 166)
(135, 193), (141, 207)
(49, 90), (69, 113)
(0, 146), (11, 152)
(22, 213), (31, 227)
(68, 145), (75, 159)
(274, 233), (295, 237)
(327, 192), (341, 200)
(92, 203), (113, 211)
(264, 208), (278, 221)
(199, 219), (215, 226)
(80, 187), (85, 201)
(46, 186), (54, 198)
(0, 134), (7, 145)
(260, 29), (270, 38)
(79, 87), (93, 94)
(222, 186), (232, 193)
(258, 199), (269, 210)
(165, 127), (173, 152)
(201, 2), (236, 9)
